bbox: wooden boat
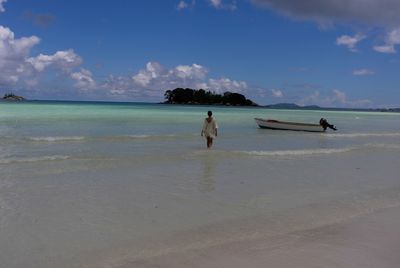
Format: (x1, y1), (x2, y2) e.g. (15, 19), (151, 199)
(254, 118), (325, 132)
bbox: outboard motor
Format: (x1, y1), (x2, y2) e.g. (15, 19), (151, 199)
(320, 118), (337, 131)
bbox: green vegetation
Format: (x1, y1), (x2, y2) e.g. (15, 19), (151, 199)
(2, 93), (25, 101)
(164, 88), (257, 106)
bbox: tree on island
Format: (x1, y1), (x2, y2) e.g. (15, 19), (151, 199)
(2, 93), (25, 101)
(164, 88), (257, 106)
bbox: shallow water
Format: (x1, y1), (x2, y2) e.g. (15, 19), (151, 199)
(1, 101), (400, 267)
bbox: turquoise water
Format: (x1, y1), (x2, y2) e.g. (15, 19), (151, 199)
(1, 101), (399, 153)
(1, 101), (400, 268)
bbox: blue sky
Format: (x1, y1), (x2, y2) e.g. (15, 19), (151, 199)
(0, 0), (399, 107)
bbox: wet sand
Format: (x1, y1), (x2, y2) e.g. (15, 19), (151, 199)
(119, 206), (400, 268)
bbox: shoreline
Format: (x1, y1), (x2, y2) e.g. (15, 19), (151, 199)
(114, 205), (400, 268)
(1, 99), (399, 112)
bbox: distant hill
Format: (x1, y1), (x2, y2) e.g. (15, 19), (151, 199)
(164, 88), (258, 106)
(264, 103), (400, 112)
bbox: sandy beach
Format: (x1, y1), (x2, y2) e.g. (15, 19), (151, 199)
(118, 206), (400, 268)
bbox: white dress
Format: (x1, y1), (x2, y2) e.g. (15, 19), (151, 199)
(202, 118), (218, 138)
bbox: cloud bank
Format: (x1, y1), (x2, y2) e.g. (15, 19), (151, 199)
(251, 0), (400, 53)
(251, 0), (400, 26)
(0, 12), (253, 103)
(101, 61), (248, 100)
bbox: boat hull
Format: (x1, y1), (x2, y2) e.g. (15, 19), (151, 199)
(255, 118), (325, 132)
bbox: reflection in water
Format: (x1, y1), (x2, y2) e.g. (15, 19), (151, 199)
(317, 133), (329, 148)
(198, 155), (217, 193)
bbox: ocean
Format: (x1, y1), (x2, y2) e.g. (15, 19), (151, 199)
(1, 101), (400, 268)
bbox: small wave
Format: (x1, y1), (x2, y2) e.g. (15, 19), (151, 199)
(232, 143), (400, 157)
(0, 155), (70, 164)
(122, 134), (178, 139)
(326, 132), (400, 138)
(100, 134), (174, 141)
(101, 134), (194, 141)
(28, 136), (85, 142)
(124, 135), (154, 139)
(363, 143), (400, 150)
(236, 147), (354, 157)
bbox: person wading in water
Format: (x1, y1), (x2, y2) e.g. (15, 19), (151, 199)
(201, 111), (218, 149)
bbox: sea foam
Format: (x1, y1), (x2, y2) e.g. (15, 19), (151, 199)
(236, 147), (354, 156)
(28, 136), (86, 142)
(0, 155), (70, 164)
(325, 132), (400, 138)
(234, 143), (400, 157)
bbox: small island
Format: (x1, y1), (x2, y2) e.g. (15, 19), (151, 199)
(164, 88), (258, 106)
(2, 93), (25, 101)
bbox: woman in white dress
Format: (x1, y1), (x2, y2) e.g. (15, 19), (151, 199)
(201, 111), (218, 149)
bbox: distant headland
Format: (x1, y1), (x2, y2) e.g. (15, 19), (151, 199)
(265, 102), (400, 112)
(163, 88), (258, 106)
(2, 93), (25, 101)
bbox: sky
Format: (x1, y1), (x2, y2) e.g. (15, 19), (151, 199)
(0, 0), (399, 108)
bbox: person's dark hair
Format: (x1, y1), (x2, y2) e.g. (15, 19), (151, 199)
(207, 111), (212, 116)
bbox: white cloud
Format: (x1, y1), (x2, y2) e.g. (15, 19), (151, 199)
(0, 25), (83, 87)
(71, 68), (96, 90)
(178, 0), (236, 11)
(208, 0), (237, 10)
(177, 1), (189, 10)
(353, 69), (375, 76)
(102, 75), (135, 97)
(210, 0), (222, 7)
(0, 25), (40, 85)
(374, 28), (400, 53)
(336, 33), (365, 52)
(271, 89), (283, 97)
(110, 89), (125, 95)
(208, 77), (248, 93)
(177, 0), (195, 10)
(132, 62), (165, 87)
(27, 49), (82, 72)
(132, 61), (209, 90)
(173, 63), (208, 79)
(0, 25), (40, 60)
(299, 89), (371, 108)
(373, 44), (395, 53)
(0, 0), (7, 12)
(388, 28), (400, 43)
